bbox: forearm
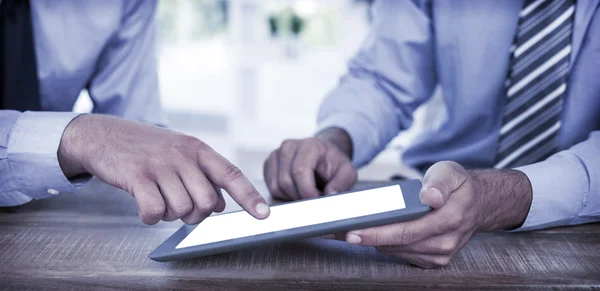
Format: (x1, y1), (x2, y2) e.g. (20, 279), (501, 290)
(316, 127), (353, 160)
(471, 169), (533, 232)
(57, 114), (89, 178)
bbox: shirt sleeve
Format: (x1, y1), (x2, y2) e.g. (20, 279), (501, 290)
(0, 111), (82, 206)
(513, 131), (600, 231)
(87, 0), (165, 126)
(316, 0), (437, 167)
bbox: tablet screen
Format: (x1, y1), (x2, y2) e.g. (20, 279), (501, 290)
(176, 185), (406, 249)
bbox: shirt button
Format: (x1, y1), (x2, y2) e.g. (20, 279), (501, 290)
(47, 189), (60, 195)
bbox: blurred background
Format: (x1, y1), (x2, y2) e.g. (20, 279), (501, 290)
(77, 0), (444, 182)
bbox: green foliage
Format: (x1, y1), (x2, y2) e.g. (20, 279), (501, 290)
(269, 8), (307, 38)
(268, 14), (279, 36)
(290, 13), (305, 36)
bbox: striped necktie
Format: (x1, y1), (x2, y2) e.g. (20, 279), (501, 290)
(494, 0), (575, 169)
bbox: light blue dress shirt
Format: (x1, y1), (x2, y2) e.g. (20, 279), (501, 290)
(318, 0), (600, 230)
(0, 0), (164, 206)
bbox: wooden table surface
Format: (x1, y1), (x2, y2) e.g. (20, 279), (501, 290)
(0, 179), (599, 290)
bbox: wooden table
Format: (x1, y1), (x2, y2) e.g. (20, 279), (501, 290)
(1, 179), (599, 290)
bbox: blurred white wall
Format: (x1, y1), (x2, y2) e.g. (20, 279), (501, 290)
(76, 0), (444, 181)
(156, 0), (380, 180)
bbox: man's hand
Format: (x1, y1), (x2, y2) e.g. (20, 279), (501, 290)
(263, 127), (357, 201)
(333, 161), (533, 268)
(58, 114), (270, 225)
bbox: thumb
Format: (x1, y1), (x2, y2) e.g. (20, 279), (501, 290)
(420, 161), (467, 209)
(322, 163), (357, 195)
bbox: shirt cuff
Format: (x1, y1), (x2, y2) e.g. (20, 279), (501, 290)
(316, 113), (382, 168)
(511, 152), (589, 231)
(7, 111), (88, 201)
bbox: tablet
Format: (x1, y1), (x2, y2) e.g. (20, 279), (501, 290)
(149, 179), (429, 262)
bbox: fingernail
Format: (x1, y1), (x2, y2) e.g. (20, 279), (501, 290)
(346, 233), (361, 245)
(256, 203), (270, 216)
(322, 234), (335, 239)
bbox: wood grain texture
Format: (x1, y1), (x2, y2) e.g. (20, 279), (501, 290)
(1, 179), (599, 290)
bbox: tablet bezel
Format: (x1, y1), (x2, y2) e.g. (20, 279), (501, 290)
(149, 179), (429, 262)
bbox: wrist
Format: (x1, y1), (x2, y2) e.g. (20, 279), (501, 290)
(315, 127), (353, 159)
(58, 114), (91, 178)
(470, 168), (533, 232)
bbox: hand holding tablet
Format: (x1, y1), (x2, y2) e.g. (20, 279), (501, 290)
(150, 180), (430, 261)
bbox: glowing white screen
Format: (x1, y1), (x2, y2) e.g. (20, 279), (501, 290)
(176, 185), (405, 249)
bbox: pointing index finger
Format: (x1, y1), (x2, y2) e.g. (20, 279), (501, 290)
(197, 145), (270, 219)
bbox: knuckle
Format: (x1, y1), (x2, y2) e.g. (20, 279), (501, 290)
(182, 215), (205, 225)
(181, 136), (210, 158)
(140, 217), (157, 225)
(126, 170), (149, 192)
(129, 162), (154, 181)
(196, 197), (218, 214)
(432, 256), (452, 267)
(346, 165), (358, 182)
(182, 135), (207, 150)
(291, 165), (311, 177)
(436, 238), (458, 255)
(271, 191), (287, 200)
(280, 139), (297, 151)
(441, 160), (461, 171)
(170, 203), (193, 217)
(372, 232), (388, 245)
(270, 150), (279, 162)
(127, 162), (145, 175)
(180, 216), (196, 225)
(140, 205), (164, 223)
(445, 161), (469, 179)
(266, 179), (280, 195)
(269, 187), (288, 200)
(396, 227), (417, 245)
(317, 139), (332, 154)
(445, 214), (464, 230)
(223, 164), (244, 182)
(131, 166), (149, 180)
(279, 177), (295, 191)
(150, 157), (170, 170)
(304, 138), (321, 150)
(269, 150), (278, 159)
(265, 178), (282, 197)
(428, 161), (461, 176)
(166, 142), (187, 158)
